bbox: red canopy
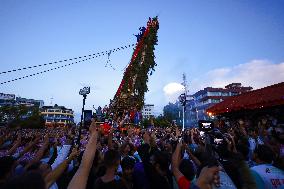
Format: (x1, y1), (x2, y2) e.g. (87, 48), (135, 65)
(207, 82), (284, 115)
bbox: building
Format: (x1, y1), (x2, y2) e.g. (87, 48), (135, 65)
(207, 82), (284, 117)
(0, 93), (44, 108)
(40, 104), (74, 127)
(0, 93), (45, 126)
(15, 97), (44, 108)
(186, 83), (252, 127)
(0, 93), (16, 106)
(142, 104), (154, 119)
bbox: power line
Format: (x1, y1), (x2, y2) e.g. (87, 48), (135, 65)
(0, 43), (135, 85)
(0, 44), (135, 75)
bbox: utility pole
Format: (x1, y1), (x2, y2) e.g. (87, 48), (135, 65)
(179, 73), (188, 131)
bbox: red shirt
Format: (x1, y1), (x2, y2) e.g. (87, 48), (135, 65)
(101, 123), (111, 135)
(178, 176), (191, 189)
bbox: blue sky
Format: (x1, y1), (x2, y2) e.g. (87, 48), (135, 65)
(0, 0), (284, 121)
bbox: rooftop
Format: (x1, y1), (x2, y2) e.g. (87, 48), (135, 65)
(207, 82), (284, 115)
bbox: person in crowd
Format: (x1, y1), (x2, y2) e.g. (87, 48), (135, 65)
(2, 171), (46, 189)
(251, 144), (284, 189)
(0, 156), (16, 187)
(121, 156), (136, 189)
(68, 123), (98, 189)
(93, 149), (126, 189)
(172, 140), (221, 189)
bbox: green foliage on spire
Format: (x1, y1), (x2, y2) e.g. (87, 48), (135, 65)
(114, 17), (159, 112)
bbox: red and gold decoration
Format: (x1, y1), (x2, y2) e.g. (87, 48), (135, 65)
(110, 17), (159, 113)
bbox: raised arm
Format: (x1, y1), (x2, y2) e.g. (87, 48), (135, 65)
(184, 145), (201, 167)
(45, 147), (79, 188)
(25, 135), (50, 169)
(67, 122), (98, 189)
(172, 141), (184, 181)
(7, 135), (21, 156)
(190, 129), (196, 144)
(17, 136), (41, 158)
(107, 128), (114, 149)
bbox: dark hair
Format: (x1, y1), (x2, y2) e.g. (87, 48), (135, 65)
(236, 143), (249, 160)
(254, 145), (274, 163)
(26, 162), (42, 172)
(120, 142), (134, 155)
(0, 156), (16, 179)
(152, 151), (170, 173)
(121, 156), (136, 170)
(137, 144), (151, 162)
(179, 159), (195, 181)
(2, 171), (45, 189)
(104, 149), (120, 168)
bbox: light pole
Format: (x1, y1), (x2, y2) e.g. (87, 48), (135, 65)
(77, 87), (90, 146)
(179, 93), (186, 131)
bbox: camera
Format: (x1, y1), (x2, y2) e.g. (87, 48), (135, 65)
(198, 120), (228, 156)
(198, 120), (214, 132)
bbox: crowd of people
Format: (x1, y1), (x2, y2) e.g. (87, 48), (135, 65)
(0, 113), (283, 189)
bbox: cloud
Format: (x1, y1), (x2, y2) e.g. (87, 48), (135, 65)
(163, 60), (284, 103)
(189, 59), (284, 92)
(163, 82), (184, 102)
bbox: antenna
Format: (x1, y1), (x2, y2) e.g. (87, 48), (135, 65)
(182, 73), (188, 95)
(50, 97), (53, 105)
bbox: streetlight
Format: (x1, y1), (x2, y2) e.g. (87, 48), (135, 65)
(77, 87), (90, 146)
(179, 93), (186, 131)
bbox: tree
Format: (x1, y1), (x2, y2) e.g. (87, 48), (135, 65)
(142, 118), (151, 128)
(153, 115), (171, 128)
(0, 105), (45, 129)
(163, 102), (182, 127)
(0, 105), (28, 126)
(142, 115), (171, 128)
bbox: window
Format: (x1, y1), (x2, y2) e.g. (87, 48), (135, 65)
(208, 92), (221, 96)
(211, 99), (220, 103)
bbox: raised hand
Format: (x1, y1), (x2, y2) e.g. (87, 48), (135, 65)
(196, 166), (222, 189)
(143, 132), (151, 144)
(89, 119), (98, 134)
(43, 134), (49, 145)
(68, 148), (80, 162)
(175, 127), (181, 137)
(15, 134), (22, 145)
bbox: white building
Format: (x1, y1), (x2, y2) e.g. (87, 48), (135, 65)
(40, 104), (74, 127)
(142, 104), (154, 119)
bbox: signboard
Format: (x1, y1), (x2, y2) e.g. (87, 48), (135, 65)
(0, 93), (15, 100)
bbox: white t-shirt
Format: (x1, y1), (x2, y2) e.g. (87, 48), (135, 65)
(51, 145), (71, 170)
(248, 137), (256, 151)
(251, 164), (284, 189)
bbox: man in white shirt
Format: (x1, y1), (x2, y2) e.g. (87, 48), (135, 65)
(250, 145), (284, 189)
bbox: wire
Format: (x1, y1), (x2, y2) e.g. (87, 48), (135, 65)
(0, 44), (135, 75)
(0, 44), (135, 85)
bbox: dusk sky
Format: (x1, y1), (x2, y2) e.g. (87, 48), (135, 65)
(1, 0), (284, 121)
